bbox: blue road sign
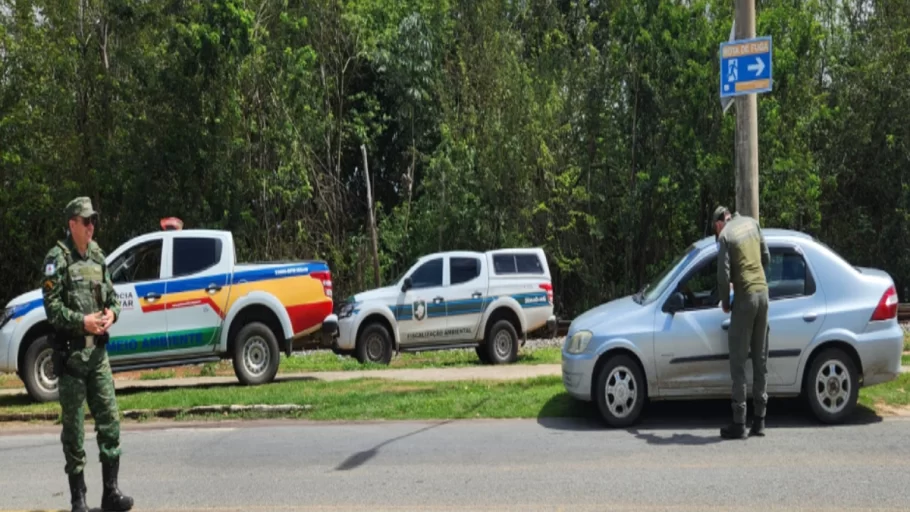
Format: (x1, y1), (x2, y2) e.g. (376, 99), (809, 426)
(720, 36), (772, 98)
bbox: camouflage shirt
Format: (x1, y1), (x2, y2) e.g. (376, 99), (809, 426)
(716, 213), (770, 310)
(41, 237), (121, 336)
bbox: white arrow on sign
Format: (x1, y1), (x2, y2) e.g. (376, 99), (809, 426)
(747, 57), (765, 75)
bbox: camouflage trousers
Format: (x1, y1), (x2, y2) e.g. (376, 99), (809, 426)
(58, 345), (122, 475)
(728, 289), (770, 425)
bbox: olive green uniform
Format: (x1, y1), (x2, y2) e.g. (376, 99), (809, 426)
(43, 236), (122, 474)
(41, 197), (133, 512)
(716, 212), (770, 426)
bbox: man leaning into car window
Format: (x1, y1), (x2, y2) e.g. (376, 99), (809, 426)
(714, 205), (771, 440)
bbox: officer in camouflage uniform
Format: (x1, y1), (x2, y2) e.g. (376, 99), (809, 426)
(42, 197), (134, 512)
(713, 206), (770, 440)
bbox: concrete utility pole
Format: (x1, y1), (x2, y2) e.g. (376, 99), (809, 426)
(734, 0), (759, 221)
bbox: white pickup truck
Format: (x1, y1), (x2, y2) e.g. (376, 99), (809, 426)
(330, 248), (557, 365)
(0, 222), (338, 402)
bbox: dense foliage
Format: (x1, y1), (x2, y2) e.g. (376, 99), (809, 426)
(2, 0), (908, 319)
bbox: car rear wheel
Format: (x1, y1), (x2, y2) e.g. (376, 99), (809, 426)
(593, 354), (645, 428)
(804, 347), (858, 424)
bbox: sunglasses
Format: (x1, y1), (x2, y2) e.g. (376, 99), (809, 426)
(74, 216), (98, 227)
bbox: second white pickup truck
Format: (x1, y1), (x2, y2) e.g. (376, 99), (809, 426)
(330, 248), (557, 365)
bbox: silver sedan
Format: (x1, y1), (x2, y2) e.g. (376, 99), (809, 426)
(562, 229), (903, 427)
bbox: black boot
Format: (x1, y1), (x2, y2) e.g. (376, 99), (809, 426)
(68, 472), (88, 512)
(720, 422), (747, 439)
(750, 417), (766, 437)
(100, 459), (134, 511)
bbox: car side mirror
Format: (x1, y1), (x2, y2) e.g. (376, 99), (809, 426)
(401, 277), (412, 292)
(664, 291), (685, 313)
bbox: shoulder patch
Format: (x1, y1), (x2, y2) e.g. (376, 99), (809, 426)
(45, 244), (68, 271)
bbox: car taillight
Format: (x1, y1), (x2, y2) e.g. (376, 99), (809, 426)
(539, 283), (553, 304)
(311, 271), (333, 299)
(870, 285), (898, 321)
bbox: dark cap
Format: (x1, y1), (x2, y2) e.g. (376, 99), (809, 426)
(712, 205), (730, 223)
(65, 196), (99, 220)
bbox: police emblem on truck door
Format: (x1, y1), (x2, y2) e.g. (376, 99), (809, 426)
(413, 299), (426, 321)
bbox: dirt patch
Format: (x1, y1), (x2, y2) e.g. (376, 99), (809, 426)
(0, 374), (23, 389)
(873, 402), (910, 416)
(0, 362), (233, 390)
(109, 361), (237, 381)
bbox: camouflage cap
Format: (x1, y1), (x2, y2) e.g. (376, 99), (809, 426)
(712, 205), (730, 222)
(64, 196), (99, 220)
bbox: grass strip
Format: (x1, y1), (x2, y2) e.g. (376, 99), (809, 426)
(859, 372), (910, 409)
(0, 376), (576, 421)
(280, 346), (562, 372)
(2, 372), (908, 423)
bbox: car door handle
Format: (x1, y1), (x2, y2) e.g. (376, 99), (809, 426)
(803, 312), (817, 322)
(722, 319), (730, 331)
(206, 283), (222, 294)
(433, 296), (445, 304)
(144, 292), (161, 302)
(471, 292), (482, 299)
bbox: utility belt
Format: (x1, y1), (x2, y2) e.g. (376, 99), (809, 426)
(51, 331), (109, 378)
(68, 334), (109, 350)
(55, 332), (109, 351)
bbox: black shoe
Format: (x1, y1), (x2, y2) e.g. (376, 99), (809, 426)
(101, 459), (134, 511)
(750, 417), (765, 437)
(720, 422), (747, 439)
(68, 472), (88, 512)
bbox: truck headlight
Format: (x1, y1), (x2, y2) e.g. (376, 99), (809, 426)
(0, 308), (10, 328)
(336, 300), (360, 319)
(565, 330), (593, 354)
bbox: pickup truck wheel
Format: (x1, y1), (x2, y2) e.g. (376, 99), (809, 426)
(22, 335), (59, 403)
(356, 323), (393, 365)
(232, 322), (280, 385)
(485, 320), (518, 364)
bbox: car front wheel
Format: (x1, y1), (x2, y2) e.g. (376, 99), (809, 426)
(593, 354), (645, 428)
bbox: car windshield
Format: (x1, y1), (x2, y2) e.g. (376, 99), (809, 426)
(635, 244), (701, 304)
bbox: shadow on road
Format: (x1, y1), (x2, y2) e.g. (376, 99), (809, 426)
(333, 420), (455, 471)
(535, 392), (884, 445)
(332, 397), (492, 472)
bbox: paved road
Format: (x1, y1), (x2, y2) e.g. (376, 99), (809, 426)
(1, 411), (908, 512)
